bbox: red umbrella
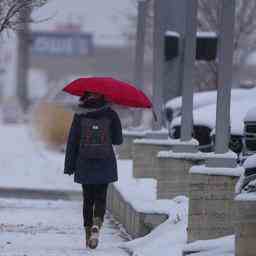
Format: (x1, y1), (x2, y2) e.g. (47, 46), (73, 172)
(63, 77), (153, 109)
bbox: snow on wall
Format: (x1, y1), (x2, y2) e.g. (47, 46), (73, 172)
(190, 164), (244, 177)
(158, 150), (216, 159)
(235, 192), (256, 201)
(183, 235), (234, 255)
(134, 138), (199, 146)
(115, 160), (188, 217)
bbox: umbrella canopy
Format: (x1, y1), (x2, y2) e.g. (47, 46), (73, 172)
(63, 77), (153, 109)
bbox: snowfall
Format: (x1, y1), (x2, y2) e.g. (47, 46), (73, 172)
(0, 122), (236, 256)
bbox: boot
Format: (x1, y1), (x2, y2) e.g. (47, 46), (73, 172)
(88, 217), (102, 249)
(85, 226), (91, 248)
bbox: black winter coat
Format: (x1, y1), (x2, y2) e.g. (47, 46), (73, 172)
(64, 107), (123, 184)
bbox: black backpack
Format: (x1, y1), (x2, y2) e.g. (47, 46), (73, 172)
(79, 117), (112, 159)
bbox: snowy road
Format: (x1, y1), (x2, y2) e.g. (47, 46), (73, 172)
(0, 198), (129, 256)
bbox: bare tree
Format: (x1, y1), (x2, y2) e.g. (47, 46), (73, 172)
(0, 0), (47, 34)
(123, 0), (154, 51)
(197, 0), (256, 90)
(126, 0), (256, 91)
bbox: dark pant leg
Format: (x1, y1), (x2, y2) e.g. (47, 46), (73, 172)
(93, 184), (109, 223)
(82, 184), (95, 227)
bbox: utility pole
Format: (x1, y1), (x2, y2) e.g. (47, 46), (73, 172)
(152, 0), (165, 130)
(152, 0), (187, 130)
(163, 0), (186, 104)
(214, 0), (235, 154)
(179, 0), (198, 144)
(206, 0), (237, 168)
(133, 0), (148, 127)
(16, 5), (31, 113)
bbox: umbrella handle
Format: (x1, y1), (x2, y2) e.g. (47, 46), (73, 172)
(152, 109), (158, 122)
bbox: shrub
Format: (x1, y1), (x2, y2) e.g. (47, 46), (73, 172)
(31, 102), (73, 149)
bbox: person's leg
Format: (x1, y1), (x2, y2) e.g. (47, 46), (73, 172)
(82, 184), (94, 227)
(82, 184), (95, 247)
(93, 183), (109, 225)
(88, 184), (109, 249)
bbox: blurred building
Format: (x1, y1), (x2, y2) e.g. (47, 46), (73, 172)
(29, 22), (153, 95)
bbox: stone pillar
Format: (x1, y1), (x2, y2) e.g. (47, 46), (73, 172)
(235, 194), (256, 256)
(16, 5), (31, 113)
(132, 0), (148, 127)
(187, 165), (243, 242)
(116, 131), (146, 160)
(132, 139), (174, 179)
(156, 152), (206, 199)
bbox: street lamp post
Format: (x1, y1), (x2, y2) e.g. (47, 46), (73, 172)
(152, 0), (165, 131)
(207, 0), (236, 168)
(133, 0), (148, 127)
(16, 5), (31, 113)
(172, 0), (198, 152)
(180, 0), (198, 142)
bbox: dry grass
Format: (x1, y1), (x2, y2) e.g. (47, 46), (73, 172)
(31, 102), (73, 149)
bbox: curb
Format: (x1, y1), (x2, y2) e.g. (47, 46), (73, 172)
(107, 183), (169, 239)
(0, 187), (82, 201)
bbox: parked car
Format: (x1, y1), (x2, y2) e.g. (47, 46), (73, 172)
(239, 154), (256, 193)
(170, 103), (214, 152)
(243, 106), (256, 155)
(165, 88), (255, 123)
(170, 99), (256, 153)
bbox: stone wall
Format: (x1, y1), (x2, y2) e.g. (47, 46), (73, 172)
(106, 183), (168, 239)
(187, 171), (239, 242)
(132, 141), (173, 179)
(235, 196), (256, 256)
(156, 155), (204, 199)
(117, 133), (144, 160)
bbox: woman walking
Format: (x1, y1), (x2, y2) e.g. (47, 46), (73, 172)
(64, 91), (123, 249)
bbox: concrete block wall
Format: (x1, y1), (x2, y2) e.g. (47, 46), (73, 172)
(187, 172), (239, 242)
(117, 133), (145, 160)
(235, 197), (256, 256)
(156, 156), (204, 199)
(132, 142), (172, 179)
(106, 183), (168, 239)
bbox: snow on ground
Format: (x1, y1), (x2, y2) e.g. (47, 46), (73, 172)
(124, 217), (187, 256)
(0, 122), (234, 256)
(0, 198), (128, 256)
(115, 160), (188, 218)
(0, 124), (80, 191)
(183, 235), (234, 256)
(114, 161), (190, 256)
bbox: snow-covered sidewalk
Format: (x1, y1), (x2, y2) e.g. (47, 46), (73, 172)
(0, 124), (79, 191)
(0, 198), (129, 256)
(0, 123), (190, 255)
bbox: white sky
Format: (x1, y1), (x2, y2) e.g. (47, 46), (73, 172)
(2, 0), (136, 97)
(31, 0), (135, 45)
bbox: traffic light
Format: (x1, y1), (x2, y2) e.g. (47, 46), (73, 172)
(196, 32), (218, 61)
(164, 31), (218, 61)
(164, 31), (180, 61)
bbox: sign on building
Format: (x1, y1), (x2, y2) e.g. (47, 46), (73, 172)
(30, 31), (94, 57)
